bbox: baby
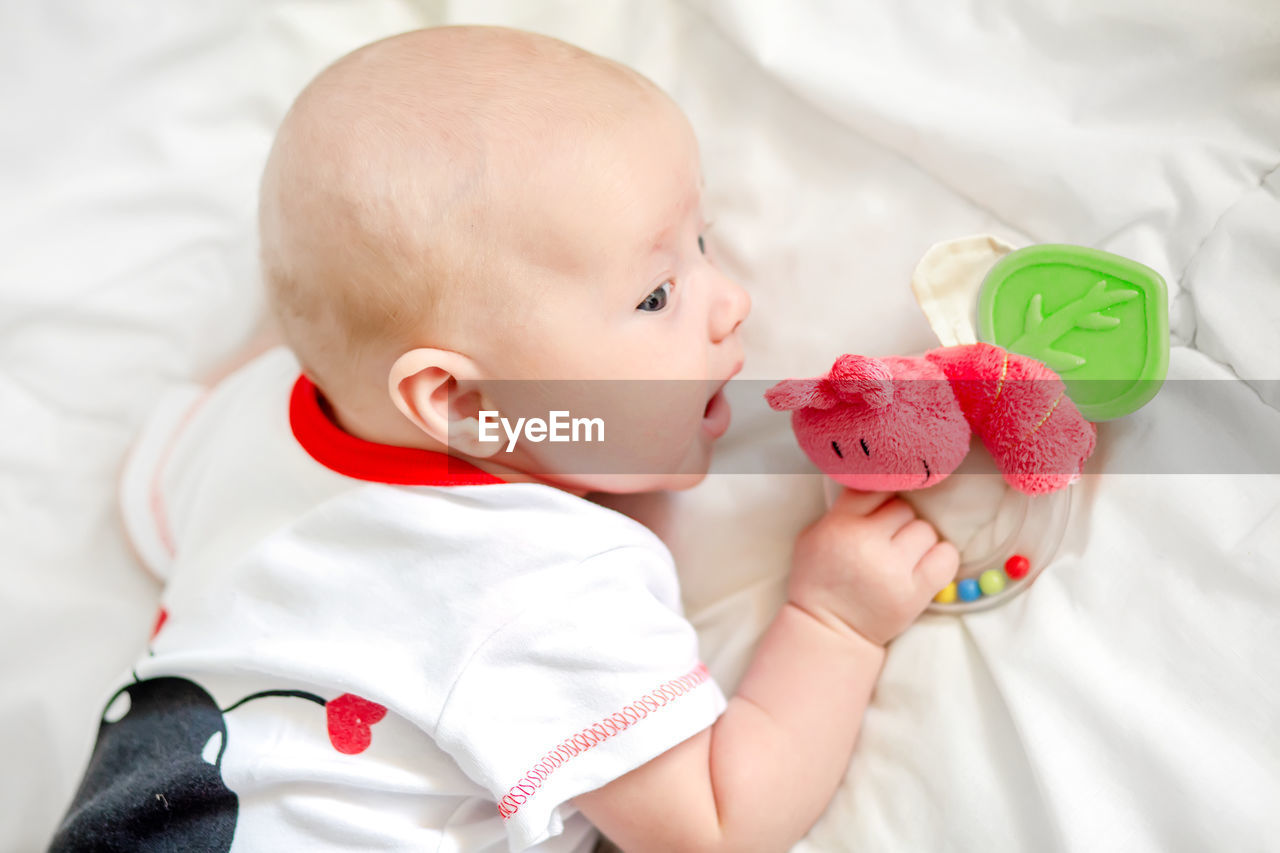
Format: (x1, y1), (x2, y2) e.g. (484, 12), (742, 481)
(53, 26), (957, 853)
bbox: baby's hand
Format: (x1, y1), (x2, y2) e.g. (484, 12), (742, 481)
(787, 489), (959, 647)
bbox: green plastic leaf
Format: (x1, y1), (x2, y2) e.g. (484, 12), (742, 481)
(1075, 312), (1121, 331)
(978, 245), (1169, 421)
(1039, 347), (1087, 372)
(1024, 293), (1044, 334)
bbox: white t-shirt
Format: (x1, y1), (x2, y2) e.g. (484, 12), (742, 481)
(64, 347), (726, 853)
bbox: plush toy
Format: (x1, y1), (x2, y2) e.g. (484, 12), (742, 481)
(765, 342), (1096, 495)
(768, 238), (1170, 609)
(766, 237), (1173, 499)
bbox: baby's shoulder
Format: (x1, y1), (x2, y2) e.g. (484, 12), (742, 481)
(331, 483), (682, 626)
(398, 481), (672, 567)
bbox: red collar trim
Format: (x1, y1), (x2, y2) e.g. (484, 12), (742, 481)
(289, 375), (505, 486)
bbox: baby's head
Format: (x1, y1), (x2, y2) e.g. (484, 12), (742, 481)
(260, 26), (750, 493)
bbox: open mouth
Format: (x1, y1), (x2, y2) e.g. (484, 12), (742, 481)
(702, 385), (729, 435)
(703, 386), (724, 418)
(701, 365), (741, 438)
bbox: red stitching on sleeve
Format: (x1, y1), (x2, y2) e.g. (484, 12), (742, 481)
(497, 661), (715, 821)
(147, 390), (212, 560)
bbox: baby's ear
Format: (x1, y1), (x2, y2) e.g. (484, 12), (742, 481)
(827, 354), (893, 409)
(389, 347), (495, 455)
(765, 378), (840, 411)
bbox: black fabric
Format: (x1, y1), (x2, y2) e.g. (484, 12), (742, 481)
(49, 677), (239, 852)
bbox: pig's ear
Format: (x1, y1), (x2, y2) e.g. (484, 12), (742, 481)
(765, 378), (840, 411)
(827, 354), (893, 409)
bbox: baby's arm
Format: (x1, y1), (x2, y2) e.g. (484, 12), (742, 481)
(572, 490), (958, 853)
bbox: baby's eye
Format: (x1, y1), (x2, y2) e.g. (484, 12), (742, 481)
(698, 221), (716, 255)
(637, 280), (673, 312)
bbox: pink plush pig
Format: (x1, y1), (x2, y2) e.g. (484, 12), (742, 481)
(765, 343), (1096, 495)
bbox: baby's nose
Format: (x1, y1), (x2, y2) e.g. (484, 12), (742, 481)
(713, 278), (751, 342)
(732, 282), (752, 328)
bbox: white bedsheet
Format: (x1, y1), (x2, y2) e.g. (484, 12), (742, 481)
(3, 1), (1277, 850)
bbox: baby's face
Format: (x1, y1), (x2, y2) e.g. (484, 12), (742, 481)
(471, 95), (751, 492)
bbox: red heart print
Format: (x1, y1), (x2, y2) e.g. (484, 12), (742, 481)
(150, 608), (168, 640)
(326, 693), (387, 754)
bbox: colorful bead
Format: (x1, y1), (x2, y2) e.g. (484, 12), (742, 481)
(957, 578), (982, 602)
(979, 569), (1006, 596)
(1005, 554), (1030, 580)
(934, 582), (958, 604)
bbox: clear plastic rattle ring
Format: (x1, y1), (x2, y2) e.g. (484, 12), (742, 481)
(822, 451), (1073, 614)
